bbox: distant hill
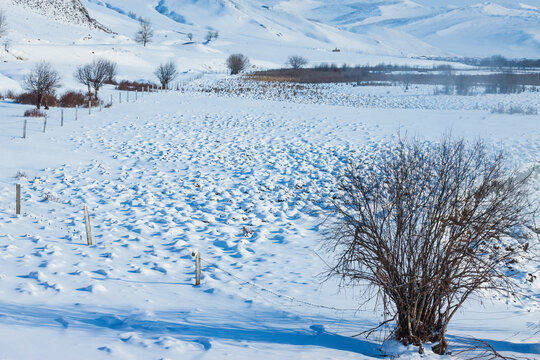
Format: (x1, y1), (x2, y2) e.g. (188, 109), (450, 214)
(9, 0), (111, 32)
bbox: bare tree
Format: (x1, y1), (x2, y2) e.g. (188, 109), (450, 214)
(135, 18), (153, 47)
(324, 136), (534, 355)
(75, 58), (117, 99)
(205, 31), (213, 43)
(154, 61), (178, 89)
(24, 62), (61, 109)
(287, 55), (308, 69)
(0, 10), (7, 39)
(103, 60), (118, 83)
(187, 32), (193, 41)
(75, 64), (93, 95)
(226, 54), (249, 75)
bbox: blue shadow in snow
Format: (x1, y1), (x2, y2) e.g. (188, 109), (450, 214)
(0, 302), (379, 356)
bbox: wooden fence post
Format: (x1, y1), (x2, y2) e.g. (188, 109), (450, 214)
(43, 114), (47, 133)
(135, 90), (138, 101)
(22, 119), (27, 139)
(16, 184), (21, 215)
(84, 205), (93, 246)
(119, 92), (121, 104)
(110, 94), (113, 105)
(61, 109), (64, 127)
(127, 91), (129, 102)
(88, 101), (91, 115)
(192, 250), (201, 286)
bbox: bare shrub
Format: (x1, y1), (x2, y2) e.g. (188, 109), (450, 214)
(154, 61), (178, 89)
(187, 32), (193, 41)
(287, 55), (308, 69)
(117, 80), (155, 91)
(75, 58), (117, 99)
(5, 89), (16, 99)
(59, 91), (86, 108)
(14, 171), (27, 179)
(23, 62), (61, 109)
(324, 136), (533, 355)
(226, 54), (249, 75)
(24, 108), (45, 117)
(135, 18), (153, 46)
(42, 193), (60, 202)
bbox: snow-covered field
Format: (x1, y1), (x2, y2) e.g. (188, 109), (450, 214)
(182, 76), (540, 112)
(0, 83), (539, 359)
(0, 0), (540, 358)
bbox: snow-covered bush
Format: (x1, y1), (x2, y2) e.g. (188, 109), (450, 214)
(491, 103), (538, 115)
(24, 108), (45, 117)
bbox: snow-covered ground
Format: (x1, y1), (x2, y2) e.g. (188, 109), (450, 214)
(0, 0), (539, 358)
(0, 83), (539, 359)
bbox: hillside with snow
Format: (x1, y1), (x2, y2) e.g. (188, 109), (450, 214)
(0, 0), (539, 88)
(295, 0), (540, 58)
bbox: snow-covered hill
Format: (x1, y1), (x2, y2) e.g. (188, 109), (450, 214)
(0, 0), (539, 89)
(285, 0), (540, 58)
(8, 0), (110, 32)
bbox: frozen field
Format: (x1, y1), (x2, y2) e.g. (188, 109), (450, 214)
(0, 84), (539, 359)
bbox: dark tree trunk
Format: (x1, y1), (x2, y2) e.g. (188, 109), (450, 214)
(36, 93), (42, 109)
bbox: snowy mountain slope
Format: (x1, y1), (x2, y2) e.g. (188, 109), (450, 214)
(1, 0), (540, 92)
(0, 0), (449, 91)
(282, 0), (540, 57)
(6, 0), (111, 32)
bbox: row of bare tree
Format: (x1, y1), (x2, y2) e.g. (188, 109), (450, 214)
(134, 18), (219, 47)
(22, 52), (257, 109)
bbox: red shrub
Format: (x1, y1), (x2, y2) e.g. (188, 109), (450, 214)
(15, 92), (58, 108)
(5, 90), (16, 99)
(59, 91), (86, 108)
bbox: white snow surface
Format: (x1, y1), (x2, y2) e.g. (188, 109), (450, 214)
(0, 0), (539, 358)
(0, 81), (539, 359)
